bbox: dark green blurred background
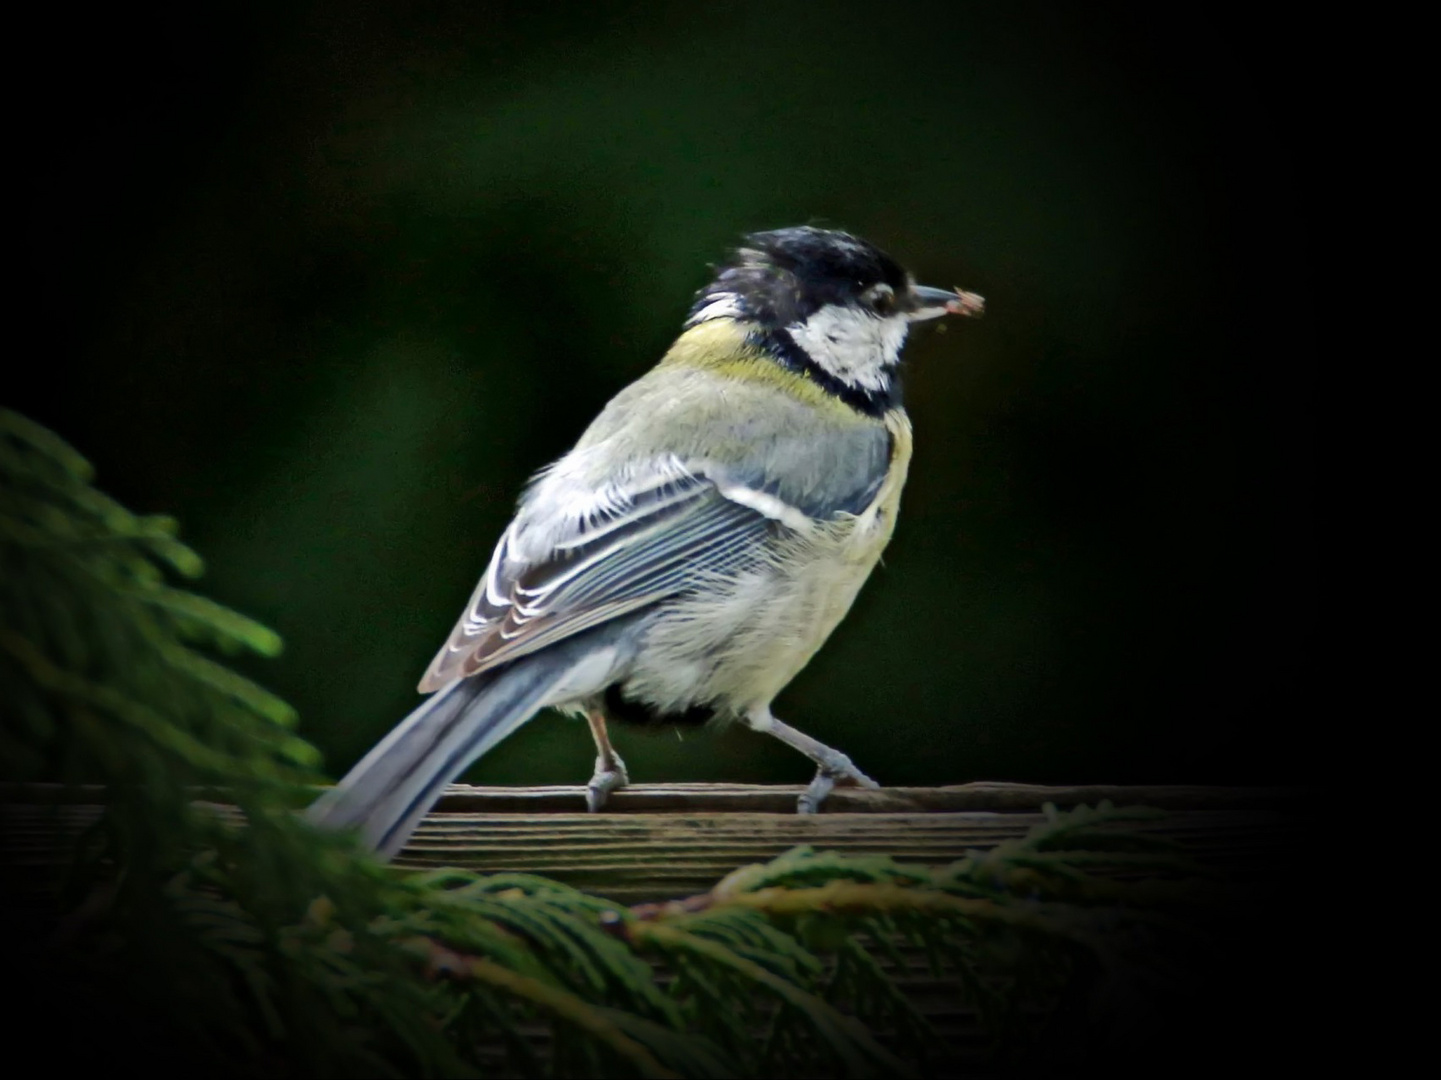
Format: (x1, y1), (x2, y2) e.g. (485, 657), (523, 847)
(14, 3), (1315, 788)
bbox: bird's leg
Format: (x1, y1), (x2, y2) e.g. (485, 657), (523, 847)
(584, 705), (629, 812)
(744, 709), (878, 814)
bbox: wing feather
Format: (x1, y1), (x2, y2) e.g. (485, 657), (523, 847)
(418, 466), (776, 691)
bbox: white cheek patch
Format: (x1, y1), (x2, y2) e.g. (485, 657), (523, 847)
(786, 305), (909, 392)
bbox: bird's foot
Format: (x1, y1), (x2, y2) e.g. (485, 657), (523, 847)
(797, 750), (878, 814)
(586, 754), (630, 813)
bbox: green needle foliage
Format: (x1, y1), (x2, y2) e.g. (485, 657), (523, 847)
(1, 408), (1217, 1077)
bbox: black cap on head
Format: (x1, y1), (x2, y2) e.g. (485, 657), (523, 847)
(693, 227), (911, 328)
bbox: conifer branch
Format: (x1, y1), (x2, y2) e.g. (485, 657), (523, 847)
(2, 407), (1236, 1077)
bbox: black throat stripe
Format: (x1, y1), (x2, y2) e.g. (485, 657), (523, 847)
(749, 327), (901, 417)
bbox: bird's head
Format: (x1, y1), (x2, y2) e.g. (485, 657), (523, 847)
(686, 226), (982, 413)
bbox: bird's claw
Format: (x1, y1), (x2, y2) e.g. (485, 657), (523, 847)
(797, 752), (878, 814)
(586, 754), (630, 813)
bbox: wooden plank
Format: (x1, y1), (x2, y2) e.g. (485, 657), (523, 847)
(0, 780), (1307, 812)
(394, 807), (1299, 902)
(2, 784), (1304, 905)
(428, 781), (1305, 814)
(1, 782), (1306, 1075)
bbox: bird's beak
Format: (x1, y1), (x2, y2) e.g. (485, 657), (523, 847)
(907, 284), (986, 322)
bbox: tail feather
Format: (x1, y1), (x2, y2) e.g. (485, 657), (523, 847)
(307, 658), (567, 859)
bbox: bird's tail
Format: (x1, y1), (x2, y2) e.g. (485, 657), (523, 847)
(307, 656), (569, 859)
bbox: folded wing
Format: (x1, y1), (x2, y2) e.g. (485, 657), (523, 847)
(419, 464), (778, 691)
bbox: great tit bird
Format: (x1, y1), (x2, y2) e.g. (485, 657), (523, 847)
(308, 226), (983, 858)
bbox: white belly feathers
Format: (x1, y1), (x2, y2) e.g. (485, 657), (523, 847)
(620, 409), (913, 717)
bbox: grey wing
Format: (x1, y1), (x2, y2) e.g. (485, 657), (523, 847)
(418, 464), (776, 691)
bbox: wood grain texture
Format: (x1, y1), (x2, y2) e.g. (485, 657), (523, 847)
(2, 782), (1305, 905)
(428, 780), (1306, 813)
(0, 780), (1307, 812)
(1, 782), (1306, 1075)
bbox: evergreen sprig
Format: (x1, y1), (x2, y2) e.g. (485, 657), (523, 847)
(1, 408), (1214, 1076)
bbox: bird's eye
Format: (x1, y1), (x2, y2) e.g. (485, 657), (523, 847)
(862, 283), (895, 314)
